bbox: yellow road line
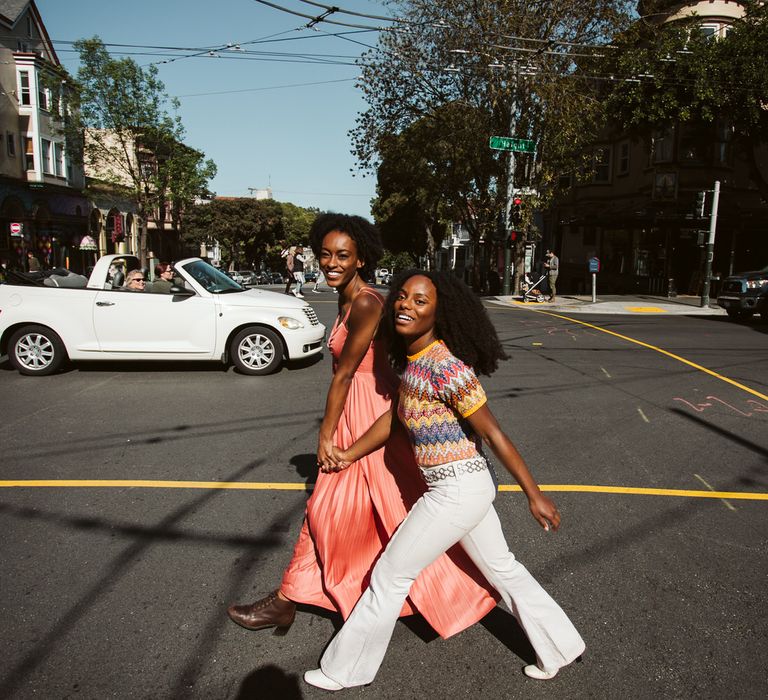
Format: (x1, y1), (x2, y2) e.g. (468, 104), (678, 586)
(509, 302), (768, 402)
(1, 480), (766, 501)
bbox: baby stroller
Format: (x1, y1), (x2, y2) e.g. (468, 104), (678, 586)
(522, 273), (548, 303)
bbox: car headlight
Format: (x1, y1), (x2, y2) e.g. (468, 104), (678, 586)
(746, 279), (768, 289)
(278, 316), (304, 329)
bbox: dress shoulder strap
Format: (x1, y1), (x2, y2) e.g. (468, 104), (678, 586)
(356, 285), (385, 308)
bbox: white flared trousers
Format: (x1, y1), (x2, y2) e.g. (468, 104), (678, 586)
(320, 458), (585, 688)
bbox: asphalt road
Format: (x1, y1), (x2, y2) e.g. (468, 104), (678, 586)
(1, 289), (766, 699)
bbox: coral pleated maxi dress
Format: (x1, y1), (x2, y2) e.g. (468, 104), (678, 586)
(280, 288), (498, 639)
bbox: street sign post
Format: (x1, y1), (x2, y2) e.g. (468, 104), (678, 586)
(588, 257), (600, 303)
(489, 136), (536, 153)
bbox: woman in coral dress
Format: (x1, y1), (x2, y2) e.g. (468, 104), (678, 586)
(227, 214), (497, 639)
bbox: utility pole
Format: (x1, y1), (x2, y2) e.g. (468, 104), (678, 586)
(502, 70), (517, 297)
(700, 180), (720, 308)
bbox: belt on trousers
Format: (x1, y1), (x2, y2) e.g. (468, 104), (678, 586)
(420, 458), (488, 484)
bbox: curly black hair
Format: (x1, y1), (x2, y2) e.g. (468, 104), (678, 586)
(383, 269), (508, 376)
(308, 213), (383, 282)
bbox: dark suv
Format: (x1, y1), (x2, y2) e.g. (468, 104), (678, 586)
(717, 264), (768, 321)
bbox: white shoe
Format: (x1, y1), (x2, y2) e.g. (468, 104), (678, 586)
(312, 289), (321, 293)
(304, 669), (343, 691)
(524, 664), (559, 680)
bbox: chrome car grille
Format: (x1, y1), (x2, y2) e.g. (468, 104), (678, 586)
(302, 306), (320, 326)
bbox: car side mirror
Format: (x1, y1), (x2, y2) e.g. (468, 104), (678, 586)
(170, 285), (195, 297)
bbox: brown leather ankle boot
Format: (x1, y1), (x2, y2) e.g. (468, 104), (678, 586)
(227, 591), (296, 631)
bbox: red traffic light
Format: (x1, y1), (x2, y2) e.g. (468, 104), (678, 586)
(510, 231), (517, 241)
(513, 197), (523, 206)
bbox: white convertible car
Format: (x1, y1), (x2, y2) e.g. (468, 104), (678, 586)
(0, 254), (325, 376)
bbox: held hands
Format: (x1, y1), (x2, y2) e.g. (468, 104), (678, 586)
(529, 493), (562, 532)
(317, 441), (353, 473)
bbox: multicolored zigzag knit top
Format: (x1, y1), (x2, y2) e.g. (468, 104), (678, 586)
(398, 339), (487, 467)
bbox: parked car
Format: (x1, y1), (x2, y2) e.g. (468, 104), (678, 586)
(238, 270), (257, 287)
(224, 270), (244, 285)
(0, 255), (326, 376)
(268, 272), (285, 284)
(717, 265), (768, 321)
(304, 270), (318, 283)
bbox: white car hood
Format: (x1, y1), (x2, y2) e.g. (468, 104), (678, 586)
(218, 288), (311, 310)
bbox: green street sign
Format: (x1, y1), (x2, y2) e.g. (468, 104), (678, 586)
(489, 136), (536, 153)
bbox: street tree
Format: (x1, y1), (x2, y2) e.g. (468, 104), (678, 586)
(602, 1), (768, 198)
(183, 198), (285, 269)
(352, 0), (635, 286)
(52, 37), (216, 265)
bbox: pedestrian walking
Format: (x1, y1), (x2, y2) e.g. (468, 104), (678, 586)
(304, 269), (585, 691)
(311, 269), (337, 293)
(292, 245), (306, 298)
(226, 215), (496, 641)
(544, 250), (559, 302)
(281, 245), (294, 294)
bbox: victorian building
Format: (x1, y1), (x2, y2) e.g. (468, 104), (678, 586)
(0, 0), (91, 272)
(546, 1), (767, 296)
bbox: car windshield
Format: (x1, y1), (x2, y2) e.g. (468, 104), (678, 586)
(179, 260), (244, 294)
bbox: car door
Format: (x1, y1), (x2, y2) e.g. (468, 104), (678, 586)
(92, 288), (217, 356)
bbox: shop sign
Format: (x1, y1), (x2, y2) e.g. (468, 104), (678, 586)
(10, 222), (23, 237)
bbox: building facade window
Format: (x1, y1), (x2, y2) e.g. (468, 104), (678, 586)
(651, 127), (675, 164)
(653, 171), (677, 200)
(699, 24), (718, 40)
(715, 120), (733, 165)
(41, 138), (53, 173)
(6, 132), (16, 157)
(54, 142), (65, 177)
(19, 71), (31, 105)
(24, 137), (34, 170)
(593, 147), (611, 183)
(38, 85), (49, 111)
(617, 141), (630, 175)
(679, 126), (708, 164)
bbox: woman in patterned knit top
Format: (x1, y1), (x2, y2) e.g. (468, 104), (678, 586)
(304, 270), (585, 692)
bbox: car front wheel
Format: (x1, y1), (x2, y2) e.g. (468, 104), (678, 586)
(230, 326), (284, 375)
(8, 325), (67, 375)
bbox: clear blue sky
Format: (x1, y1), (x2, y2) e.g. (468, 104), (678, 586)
(36, 0), (391, 218)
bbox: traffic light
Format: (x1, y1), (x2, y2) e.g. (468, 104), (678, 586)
(511, 196), (523, 226)
(695, 190), (707, 217)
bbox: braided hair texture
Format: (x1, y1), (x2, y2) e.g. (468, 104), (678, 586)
(384, 269), (508, 375)
(308, 213), (384, 282)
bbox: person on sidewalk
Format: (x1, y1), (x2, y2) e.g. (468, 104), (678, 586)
(304, 270), (584, 692)
(292, 245), (306, 298)
(544, 250), (559, 302)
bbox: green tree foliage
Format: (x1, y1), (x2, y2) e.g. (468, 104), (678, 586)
(52, 37), (216, 263)
(602, 1), (768, 195)
(182, 199), (318, 269)
(353, 0), (635, 272)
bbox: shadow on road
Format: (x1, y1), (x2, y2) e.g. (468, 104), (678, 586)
(235, 664), (303, 699)
(0, 423), (320, 698)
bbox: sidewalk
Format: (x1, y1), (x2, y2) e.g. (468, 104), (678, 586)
(491, 293), (726, 316)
